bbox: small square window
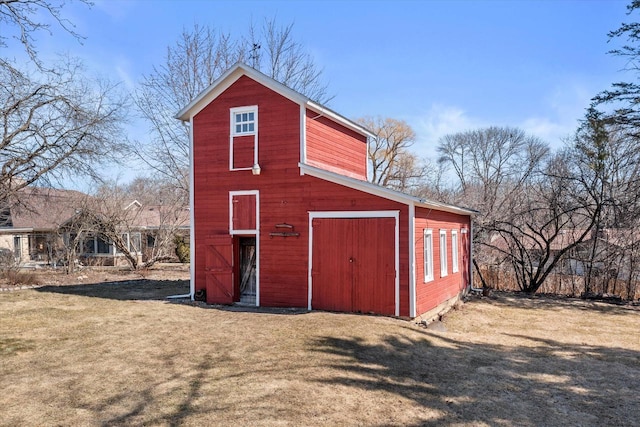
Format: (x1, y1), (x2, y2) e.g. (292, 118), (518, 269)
(232, 108), (257, 136)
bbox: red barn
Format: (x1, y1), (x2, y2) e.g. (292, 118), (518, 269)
(177, 63), (476, 319)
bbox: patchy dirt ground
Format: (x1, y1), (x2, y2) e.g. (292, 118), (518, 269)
(0, 277), (639, 426)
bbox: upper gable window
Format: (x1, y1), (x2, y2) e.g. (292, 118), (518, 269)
(232, 107), (257, 136)
(230, 106), (258, 170)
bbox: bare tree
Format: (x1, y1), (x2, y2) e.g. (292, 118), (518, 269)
(58, 198), (101, 274)
(0, 56), (129, 203)
(437, 126), (550, 291)
(485, 150), (596, 293)
(356, 116), (418, 189)
(566, 108), (640, 296)
(135, 18), (330, 195)
(93, 179), (188, 270)
(437, 127), (548, 214)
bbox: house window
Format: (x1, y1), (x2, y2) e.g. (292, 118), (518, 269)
(96, 236), (110, 254)
(440, 229), (448, 277)
(130, 232), (141, 253)
(452, 229), (459, 273)
(232, 109), (256, 135)
(116, 232), (142, 254)
(424, 229), (434, 282)
(82, 234), (111, 255)
(230, 106), (258, 170)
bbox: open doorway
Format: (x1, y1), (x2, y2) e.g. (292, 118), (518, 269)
(238, 237), (256, 304)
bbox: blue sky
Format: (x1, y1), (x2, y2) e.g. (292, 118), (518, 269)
(7, 0), (633, 180)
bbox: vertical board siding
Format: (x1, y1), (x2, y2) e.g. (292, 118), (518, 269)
(204, 235), (234, 304)
(311, 217), (395, 315)
(414, 207), (472, 315)
(305, 110), (368, 180)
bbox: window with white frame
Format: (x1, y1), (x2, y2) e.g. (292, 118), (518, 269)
(424, 229), (434, 282)
(117, 232), (142, 254)
(230, 106), (258, 170)
(440, 229), (448, 277)
(231, 107), (257, 135)
(452, 229), (459, 273)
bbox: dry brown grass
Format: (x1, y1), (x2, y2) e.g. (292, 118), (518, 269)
(1, 278), (639, 426)
(1, 269), (40, 287)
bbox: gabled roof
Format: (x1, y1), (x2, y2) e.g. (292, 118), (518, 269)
(0, 187), (89, 232)
(299, 163), (477, 216)
(176, 62), (374, 138)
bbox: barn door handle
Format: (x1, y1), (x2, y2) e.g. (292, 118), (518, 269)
(349, 257), (354, 263)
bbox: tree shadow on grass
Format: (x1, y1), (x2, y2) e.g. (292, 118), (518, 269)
(310, 329), (640, 426)
(68, 353), (218, 427)
(34, 279), (189, 301)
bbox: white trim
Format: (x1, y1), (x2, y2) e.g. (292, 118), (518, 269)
(440, 229), (448, 277)
(228, 190), (260, 307)
(229, 105), (258, 171)
(229, 190), (259, 235)
(308, 210), (400, 317)
(0, 228), (33, 233)
(452, 229), (459, 273)
(408, 203), (416, 318)
(424, 229), (434, 282)
(230, 106), (257, 136)
(124, 200), (142, 210)
(469, 221), (474, 289)
(300, 105), (307, 167)
(306, 101), (375, 138)
(176, 63), (373, 140)
(189, 117), (195, 300)
(299, 162), (477, 216)
(255, 232), (260, 306)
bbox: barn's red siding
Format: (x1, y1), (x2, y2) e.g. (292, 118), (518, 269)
(305, 110), (368, 180)
(414, 207), (471, 315)
(191, 71), (472, 318)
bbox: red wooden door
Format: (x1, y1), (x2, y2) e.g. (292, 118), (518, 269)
(231, 194), (256, 231)
(311, 218), (353, 312)
(204, 235), (234, 304)
(311, 217), (395, 315)
(352, 217), (395, 315)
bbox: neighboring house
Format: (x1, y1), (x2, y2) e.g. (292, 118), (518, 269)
(0, 187), (189, 267)
(177, 62), (476, 318)
(0, 187), (86, 264)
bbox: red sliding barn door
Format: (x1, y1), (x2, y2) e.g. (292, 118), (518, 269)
(311, 217), (395, 315)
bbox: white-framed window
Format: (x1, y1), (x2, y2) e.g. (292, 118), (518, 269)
(424, 229), (434, 282)
(231, 106), (257, 136)
(230, 106), (258, 170)
(440, 229), (448, 277)
(452, 229), (459, 273)
(117, 232), (142, 254)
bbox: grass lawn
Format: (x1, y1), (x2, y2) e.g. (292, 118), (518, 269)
(1, 277), (639, 426)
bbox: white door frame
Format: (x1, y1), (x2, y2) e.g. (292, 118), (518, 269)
(229, 190), (260, 306)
